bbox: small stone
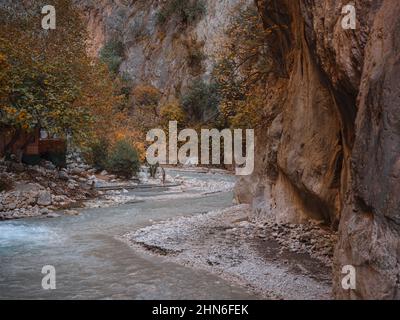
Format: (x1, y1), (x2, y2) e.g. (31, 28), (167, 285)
(7, 202), (17, 210)
(70, 167), (84, 175)
(65, 209), (79, 216)
(67, 183), (76, 190)
(40, 207), (50, 215)
(59, 171), (69, 181)
(37, 191), (52, 206)
(47, 213), (60, 218)
(44, 161), (56, 170)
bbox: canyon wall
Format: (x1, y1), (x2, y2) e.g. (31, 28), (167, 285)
(235, 0), (399, 299)
(76, 0), (250, 98)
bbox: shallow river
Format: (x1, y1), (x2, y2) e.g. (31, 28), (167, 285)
(0, 170), (258, 299)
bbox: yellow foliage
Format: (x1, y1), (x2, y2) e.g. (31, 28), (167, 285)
(160, 100), (187, 128)
(131, 84), (161, 107)
(0, 0), (123, 146)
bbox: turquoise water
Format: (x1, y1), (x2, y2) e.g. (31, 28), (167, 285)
(0, 171), (258, 300)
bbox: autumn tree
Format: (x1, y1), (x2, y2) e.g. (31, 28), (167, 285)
(0, 0), (120, 156)
(159, 100), (187, 130)
(130, 84), (162, 133)
(213, 5), (274, 128)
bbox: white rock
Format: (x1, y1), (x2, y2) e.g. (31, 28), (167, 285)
(65, 209), (79, 216)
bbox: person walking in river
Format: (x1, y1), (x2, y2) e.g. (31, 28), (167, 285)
(161, 167), (166, 185)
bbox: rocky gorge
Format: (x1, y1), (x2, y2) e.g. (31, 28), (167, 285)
(72, 0), (400, 299)
(1, 0), (398, 301)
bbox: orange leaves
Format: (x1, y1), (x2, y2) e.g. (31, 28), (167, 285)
(131, 84), (161, 107)
(3, 107), (16, 115)
(0, 0), (127, 149)
(106, 126), (146, 162)
(160, 100), (187, 129)
(17, 111), (27, 121)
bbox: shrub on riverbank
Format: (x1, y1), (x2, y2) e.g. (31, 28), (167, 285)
(106, 140), (140, 179)
(86, 138), (110, 171)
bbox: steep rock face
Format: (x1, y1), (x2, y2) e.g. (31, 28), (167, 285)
(334, 0), (400, 299)
(236, 0), (347, 227)
(235, 0), (399, 299)
(76, 0), (249, 97)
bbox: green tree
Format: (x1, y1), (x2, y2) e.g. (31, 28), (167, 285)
(86, 138), (110, 171)
(99, 40), (124, 75)
(156, 0), (206, 27)
(107, 140), (140, 178)
(182, 80), (220, 124)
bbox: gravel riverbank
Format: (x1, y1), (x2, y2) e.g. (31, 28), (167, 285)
(1, 162), (235, 220)
(121, 204), (336, 300)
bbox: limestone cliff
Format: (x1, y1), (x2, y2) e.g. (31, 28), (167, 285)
(76, 0), (249, 98)
(235, 0), (399, 299)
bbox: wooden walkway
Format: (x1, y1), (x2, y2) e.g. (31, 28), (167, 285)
(95, 183), (182, 192)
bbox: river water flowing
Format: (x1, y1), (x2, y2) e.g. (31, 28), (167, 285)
(0, 170), (259, 299)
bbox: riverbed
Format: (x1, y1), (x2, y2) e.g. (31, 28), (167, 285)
(0, 170), (259, 299)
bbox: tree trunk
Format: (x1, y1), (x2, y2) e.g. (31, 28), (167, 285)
(4, 128), (21, 157)
(4, 128), (35, 162)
